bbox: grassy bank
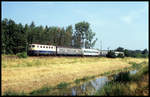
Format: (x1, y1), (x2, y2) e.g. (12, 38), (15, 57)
(95, 61), (149, 96)
(2, 55), (148, 95)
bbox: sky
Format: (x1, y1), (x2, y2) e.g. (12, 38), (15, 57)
(2, 1), (149, 50)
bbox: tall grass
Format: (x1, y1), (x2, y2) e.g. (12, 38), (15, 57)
(95, 82), (130, 96)
(57, 82), (69, 89)
(3, 90), (27, 96)
(30, 86), (52, 96)
(130, 65), (148, 82)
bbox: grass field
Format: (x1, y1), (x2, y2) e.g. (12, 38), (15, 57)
(1, 55), (148, 95)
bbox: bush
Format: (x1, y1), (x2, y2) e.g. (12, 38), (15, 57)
(57, 82), (69, 89)
(114, 72), (131, 83)
(75, 79), (81, 84)
(106, 51), (116, 58)
(141, 65), (149, 75)
(117, 53), (124, 58)
(17, 52), (28, 58)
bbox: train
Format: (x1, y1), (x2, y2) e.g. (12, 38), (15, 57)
(28, 44), (100, 56)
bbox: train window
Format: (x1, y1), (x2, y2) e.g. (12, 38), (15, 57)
(46, 46), (48, 48)
(37, 46), (39, 48)
(32, 45), (35, 48)
(43, 46), (45, 48)
(40, 46), (42, 48)
(49, 47), (51, 49)
(51, 47), (53, 49)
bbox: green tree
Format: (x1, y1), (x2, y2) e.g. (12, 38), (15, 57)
(58, 27), (65, 46)
(116, 47), (124, 52)
(65, 25), (73, 47)
(124, 49), (129, 57)
(27, 21), (35, 44)
(6, 19), (17, 54)
(13, 23), (27, 54)
(142, 49), (148, 54)
(142, 48), (148, 58)
(74, 21), (89, 48)
(74, 21), (97, 48)
(43, 25), (50, 44)
(85, 29), (97, 48)
(49, 27), (58, 46)
(24, 24), (29, 52)
(33, 25), (44, 44)
(1, 18), (9, 54)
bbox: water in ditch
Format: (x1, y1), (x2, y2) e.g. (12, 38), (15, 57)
(47, 69), (138, 96)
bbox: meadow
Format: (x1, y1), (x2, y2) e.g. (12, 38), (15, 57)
(1, 55), (148, 95)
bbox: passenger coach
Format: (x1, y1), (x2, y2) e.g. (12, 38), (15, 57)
(57, 46), (82, 56)
(81, 48), (100, 56)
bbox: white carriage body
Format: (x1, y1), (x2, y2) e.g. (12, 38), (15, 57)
(81, 48), (100, 56)
(57, 46), (82, 55)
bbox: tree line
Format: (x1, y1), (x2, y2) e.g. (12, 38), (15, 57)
(2, 18), (97, 54)
(115, 47), (148, 58)
(106, 47), (148, 58)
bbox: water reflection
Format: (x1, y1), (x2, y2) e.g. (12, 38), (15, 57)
(72, 88), (76, 96)
(130, 70), (137, 75)
(51, 69), (138, 96)
(71, 76), (109, 95)
(70, 70), (138, 95)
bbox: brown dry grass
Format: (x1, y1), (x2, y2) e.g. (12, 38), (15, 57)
(1, 55), (148, 94)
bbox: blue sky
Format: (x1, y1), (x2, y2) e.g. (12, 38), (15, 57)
(2, 1), (149, 50)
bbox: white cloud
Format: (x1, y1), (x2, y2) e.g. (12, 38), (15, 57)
(121, 6), (148, 24)
(74, 9), (109, 27)
(121, 15), (132, 24)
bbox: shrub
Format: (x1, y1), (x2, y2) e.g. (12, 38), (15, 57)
(117, 53), (124, 58)
(114, 72), (131, 83)
(106, 51), (116, 58)
(75, 79), (81, 84)
(57, 82), (69, 89)
(17, 52), (28, 58)
(141, 65), (149, 75)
